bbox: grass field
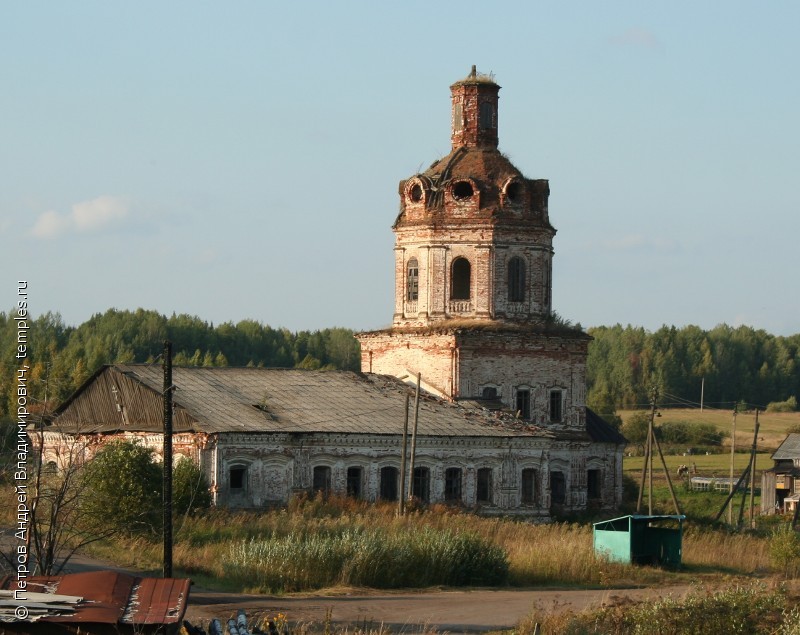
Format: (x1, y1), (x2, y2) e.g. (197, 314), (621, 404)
(619, 407), (800, 451)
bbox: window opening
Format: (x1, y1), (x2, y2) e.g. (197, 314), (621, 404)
(508, 257), (526, 302)
(505, 181), (521, 203)
(444, 467), (462, 502)
(482, 386), (498, 399)
(549, 390), (563, 423)
(516, 389), (531, 420)
(407, 258), (419, 302)
(313, 466), (331, 495)
(451, 258), (471, 300)
(454, 102), (463, 131)
(588, 469), (602, 500)
(409, 183), (423, 202)
(477, 468), (492, 504)
(479, 102), (493, 129)
(229, 466), (246, 490)
(521, 468), (537, 504)
(347, 466), (362, 498)
(412, 466), (430, 502)
(550, 471), (566, 505)
(452, 180), (474, 200)
(380, 466), (398, 501)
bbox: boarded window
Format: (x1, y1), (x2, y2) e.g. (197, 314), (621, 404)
(508, 257), (526, 302)
(313, 466), (331, 494)
(412, 466), (430, 502)
(588, 469), (602, 500)
(229, 466), (246, 490)
(454, 102), (463, 131)
(549, 390), (563, 423)
(550, 471), (566, 505)
(407, 258), (419, 302)
(521, 468), (537, 505)
(445, 467), (462, 502)
(477, 468), (492, 504)
(516, 389), (531, 420)
(479, 102), (493, 129)
(347, 466), (362, 498)
(451, 258), (471, 300)
(380, 466), (398, 501)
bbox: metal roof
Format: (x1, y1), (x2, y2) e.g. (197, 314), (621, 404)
(51, 365), (571, 439)
(0, 570), (189, 631)
(772, 433), (800, 460)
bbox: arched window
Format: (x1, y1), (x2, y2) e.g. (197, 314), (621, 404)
(508, 257), (526, 302)
(407, 258), (419, 302)
(312, 466), (331, 495)
(451, 258), (471, 300)
(380, 466), (398, 501)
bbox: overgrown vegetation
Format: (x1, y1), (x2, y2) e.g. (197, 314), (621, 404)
(768, 396), (798, 413)
(518, 583), (800, 635)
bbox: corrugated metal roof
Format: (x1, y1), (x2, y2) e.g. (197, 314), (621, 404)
(0, 571), (189, 630)
(773, 433), (800, 460)
(52, 365), (564, 439)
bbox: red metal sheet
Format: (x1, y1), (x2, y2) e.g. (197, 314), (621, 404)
(1, 570), (190, 627)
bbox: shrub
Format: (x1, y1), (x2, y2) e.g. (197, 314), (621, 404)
(769, 525), (800, 578)
(659, 421), (726, 446)
(622, 411), (650, 443)
(173, 458), (211, 514)
(81, 441), (162, 536)
(767, 396), (798, 413)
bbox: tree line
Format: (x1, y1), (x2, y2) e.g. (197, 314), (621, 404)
(0, 308), (361, 418)
(587, 323), (799, 416)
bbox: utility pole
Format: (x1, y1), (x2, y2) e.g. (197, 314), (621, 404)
(728, 405), (737, 526)
(700, 377), (705, 411)
(637, 388), (658, 515)
(162, 341), (173, 578)
(407, 373), (421, 502)
(749, 410), (760, 529)
(398, 393), (410, 516)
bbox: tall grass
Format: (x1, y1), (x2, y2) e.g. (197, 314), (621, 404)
(71, 495), (780, 594)
(224, 526), (508, 592)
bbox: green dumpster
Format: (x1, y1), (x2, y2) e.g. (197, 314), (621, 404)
(593, 514), (685, 567)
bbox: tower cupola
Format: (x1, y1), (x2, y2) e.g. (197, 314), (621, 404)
(450, 65), (500, 150)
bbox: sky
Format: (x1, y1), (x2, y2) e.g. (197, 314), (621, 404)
(2, 2), (799, 337)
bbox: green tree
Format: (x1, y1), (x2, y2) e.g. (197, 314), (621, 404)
(81, 441), (162, 536)
(621, 411), (650, 443)
(173, 458), (211, 514)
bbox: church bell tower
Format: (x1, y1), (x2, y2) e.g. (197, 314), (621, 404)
(358, 68), (589, 431)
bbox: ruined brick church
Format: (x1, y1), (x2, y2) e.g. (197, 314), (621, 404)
(43, 68), (624, 518)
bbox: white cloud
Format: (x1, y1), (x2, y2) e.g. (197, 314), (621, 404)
(31, 196), (128, 239)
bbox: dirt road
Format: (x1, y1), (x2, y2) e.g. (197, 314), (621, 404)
(183, 585), (692, 634)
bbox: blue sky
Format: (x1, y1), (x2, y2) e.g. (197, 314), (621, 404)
(3, 2), (798, 336)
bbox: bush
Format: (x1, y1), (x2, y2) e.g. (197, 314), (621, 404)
(659, 421), (726, 446)
(769, 525), (800, 578)
(81, 441), (162, 536)
(173, 458), (211, 514)
(622, 411), (650, 443)
(767, 396), (797, 413)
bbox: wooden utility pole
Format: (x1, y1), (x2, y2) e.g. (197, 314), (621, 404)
(749, 410), (760, 528)
(700, 377), (705, 411)
(637, 389), (659, 515)
(398, 393), (410, 516)
(728, 405), (737, 526)
(162, 340), (173, 579)
(407, 373), (421, 501)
